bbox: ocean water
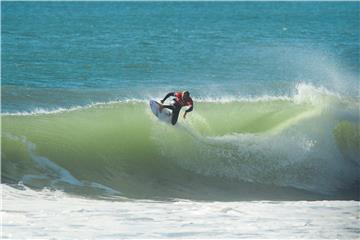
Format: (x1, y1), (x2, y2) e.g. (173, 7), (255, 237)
(2, 2), (360, 239)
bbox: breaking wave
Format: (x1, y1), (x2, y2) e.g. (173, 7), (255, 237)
(2, 84), (359, 200)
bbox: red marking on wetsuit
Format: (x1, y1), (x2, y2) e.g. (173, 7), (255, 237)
(175, 92), (193, 107)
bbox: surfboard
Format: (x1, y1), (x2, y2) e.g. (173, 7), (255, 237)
(149, 100), (172, 123)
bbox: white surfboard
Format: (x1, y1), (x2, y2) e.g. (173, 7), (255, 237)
(149, 100), (172, 123)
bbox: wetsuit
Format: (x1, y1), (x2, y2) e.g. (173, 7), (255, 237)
(161, 92), (193, 125)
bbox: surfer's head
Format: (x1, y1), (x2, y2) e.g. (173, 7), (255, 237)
(182, 91), (190, 100)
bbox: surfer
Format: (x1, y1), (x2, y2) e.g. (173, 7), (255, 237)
(159, 91), (193, 125)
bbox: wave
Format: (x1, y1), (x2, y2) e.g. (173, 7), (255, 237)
(2, 84), (359, 200)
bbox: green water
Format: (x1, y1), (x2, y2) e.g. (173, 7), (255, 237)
(2, 99), (359, 199)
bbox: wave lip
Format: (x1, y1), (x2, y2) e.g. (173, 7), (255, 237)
(1, 83), (343, 116)
(1, 98), (147, 116)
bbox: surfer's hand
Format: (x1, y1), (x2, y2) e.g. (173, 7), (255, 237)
(160, 100), (164, 104)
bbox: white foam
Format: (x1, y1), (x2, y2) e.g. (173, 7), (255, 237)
(194, 95), (292, 103)
(2, 184), (359, 239)
(294, 82), (342, 105)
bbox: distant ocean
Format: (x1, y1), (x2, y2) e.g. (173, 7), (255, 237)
(2, 2), (359, 239)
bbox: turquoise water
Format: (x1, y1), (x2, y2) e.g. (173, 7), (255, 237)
(1, 2), (359, 200)
(2, 2), (359, 112)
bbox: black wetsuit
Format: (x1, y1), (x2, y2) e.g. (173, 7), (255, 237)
(161, 92), (193, 125)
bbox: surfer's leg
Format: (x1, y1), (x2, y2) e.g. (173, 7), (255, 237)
(171, 107), (181, 125)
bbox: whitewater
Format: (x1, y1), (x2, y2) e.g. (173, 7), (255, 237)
(2, 184), (359, 239)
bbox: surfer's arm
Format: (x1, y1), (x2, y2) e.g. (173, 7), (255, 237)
(183, 105), (193, 119)
(185, 105), (193, 113)
(160, 92), (175, 103)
